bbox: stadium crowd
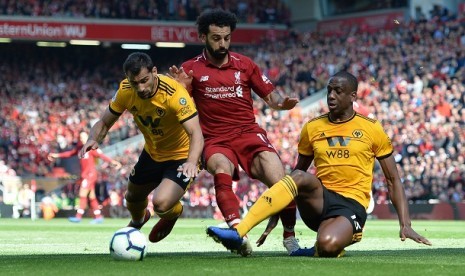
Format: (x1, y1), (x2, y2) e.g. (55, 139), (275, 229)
(1, 10), (465, 218)
(0, 0), (291, 24)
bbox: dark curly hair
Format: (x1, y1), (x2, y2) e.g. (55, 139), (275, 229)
(196, 8), (237, 35)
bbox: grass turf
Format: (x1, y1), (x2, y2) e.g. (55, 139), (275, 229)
(0, 218), (464, 276)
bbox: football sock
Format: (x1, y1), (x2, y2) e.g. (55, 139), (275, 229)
(214, 173), (241, 226)
(90, 198), (102, 218)
(156, 201), (183, 220)
(75, 209), (85, 219)
(75, 196), (88, 219)
(235, 175), (298, 237)
(126, 198), (148, 223)
(149, 204), (183, 243)
(280, 200), (297, 238)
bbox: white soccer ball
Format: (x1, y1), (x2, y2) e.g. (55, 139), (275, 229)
(109, 227), (148, 261)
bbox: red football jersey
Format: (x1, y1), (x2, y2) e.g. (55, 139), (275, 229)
(181, 51), (274, 138)
(55, 145), (113, 179)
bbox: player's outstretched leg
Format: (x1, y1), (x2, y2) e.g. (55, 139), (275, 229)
(127, 209), (151, 230)
(280, 201), (302, 255)
(148, 217), (178, 242)
(239, 236), (252, 257)
(288, 243), (345, 257)
(283, 236), (302, 255)
(206, 226), (247, 255)
(289, 246), (316, 257)
(148, 202), (183, 243)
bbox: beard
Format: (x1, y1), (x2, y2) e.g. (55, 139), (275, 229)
(137, 90), (152, 99)
(206, 43), (228, 60)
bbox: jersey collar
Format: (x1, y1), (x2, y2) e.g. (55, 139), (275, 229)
(328, 111), (356, 124)
(202, 49), (234, 69)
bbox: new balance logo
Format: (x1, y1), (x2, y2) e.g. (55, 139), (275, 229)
(200, 76), (209, 82)
(262, 196), (272, 205)
(130, 106), (138, 112)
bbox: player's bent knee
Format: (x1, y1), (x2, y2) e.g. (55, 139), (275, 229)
(290, 170), (308, 189)
(152, 203), (168, 214)
(152, 199), (175, 214)
(154, 201), (183, 220)
(124, 191), (147, 203)
(124, 191), (135, 202)
(291, 170), (320, 191)
(316, 236), (345, 257)
(290, 169), (302, 179)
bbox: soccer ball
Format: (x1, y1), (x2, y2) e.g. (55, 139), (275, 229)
(109, 227), (148, 261)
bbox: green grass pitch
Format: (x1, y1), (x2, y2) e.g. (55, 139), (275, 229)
(0, 218), (464, 276)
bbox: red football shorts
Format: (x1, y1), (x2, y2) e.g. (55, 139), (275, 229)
(203, 126), (278, 181)
(80, 172), (98, 189)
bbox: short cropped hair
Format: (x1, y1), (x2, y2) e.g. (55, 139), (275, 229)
(332, 71), (358, 92)
(123, 52), (154, 76)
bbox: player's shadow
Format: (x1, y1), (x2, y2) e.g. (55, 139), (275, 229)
(265, 247), (463, 258)
(152, 247), (465, 259)
(1, 248), (463, 261)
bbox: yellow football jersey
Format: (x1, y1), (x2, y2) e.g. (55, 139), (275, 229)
(298, 113), (393, 209)
(110, 74), (197, 162)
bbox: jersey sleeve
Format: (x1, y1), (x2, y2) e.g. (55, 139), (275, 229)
(298, 121), (314, 156)
(372, 120), (394, 159)
(180, 60), (194, 96)
(170, 84), (198, 124)
(109, 81), (130, 115)
(93, 148), (114, 163)
(180, 60), (192, 72)
(247, 59), (275, 98)
(55, 147), (78, 158)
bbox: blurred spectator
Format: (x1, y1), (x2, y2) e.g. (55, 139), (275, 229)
(13, 183), (34, 218)
(108, 188), (124, 218)
(3, 10), (465, 218)
(0, 0), (291, 24)
(40, 194), (58, 220)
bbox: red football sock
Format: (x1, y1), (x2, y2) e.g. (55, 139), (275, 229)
(280, 200), (297, 239)
(90, 198), (102, 218)
(214, 173), (241, 226)
(75, 197), (88, 219)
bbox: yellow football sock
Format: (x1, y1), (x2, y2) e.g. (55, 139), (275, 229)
(235, 175), (298, 237)
(156, 201), (183, 220)
(126, 198), (148, 223)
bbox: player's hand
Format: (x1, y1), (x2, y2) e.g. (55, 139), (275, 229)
(256, 214), (280, 247)
(47, 153), (58, 161)
(278, 96), (299, 110)
(111, 160), (122, 170)
(400, 226), (432, 246)
(168, 65), (193, 92)
(78, 140), (99, 159)
(176, 161), (199, 182)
